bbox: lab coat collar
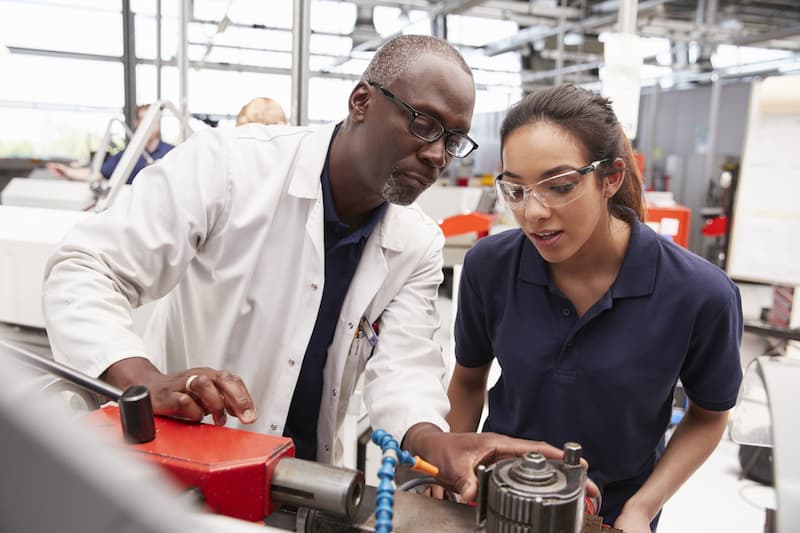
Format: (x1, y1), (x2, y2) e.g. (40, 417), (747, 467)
(375, 206), (406, 253)
(290, 121), (408, 254)
(288, 122), (338, 199)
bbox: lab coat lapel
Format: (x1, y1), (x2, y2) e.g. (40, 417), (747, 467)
(343, 231), (388, 323)
(288, 123), (336, 264)
(341, 206), (404, 322)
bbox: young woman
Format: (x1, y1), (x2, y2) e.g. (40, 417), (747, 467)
(449, 84), (743, 532)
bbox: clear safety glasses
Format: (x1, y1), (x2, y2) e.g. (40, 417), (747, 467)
(495, 159), (607, 210)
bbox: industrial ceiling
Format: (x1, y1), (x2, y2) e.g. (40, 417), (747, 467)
(340, 0), (800, 87)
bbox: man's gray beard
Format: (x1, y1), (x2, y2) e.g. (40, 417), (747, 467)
(381, 171), (420, 206)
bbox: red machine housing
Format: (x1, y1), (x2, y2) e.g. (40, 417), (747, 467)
(83, 405), (294, 522)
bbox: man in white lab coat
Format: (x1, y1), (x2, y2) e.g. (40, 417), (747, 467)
(43, 35), (563, 502)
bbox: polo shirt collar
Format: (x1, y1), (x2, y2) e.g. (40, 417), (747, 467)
(518, 218), (658, 299)
(610, 218), (658, 298)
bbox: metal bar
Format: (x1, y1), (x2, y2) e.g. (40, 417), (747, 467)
(704, 74), (722, 192)
(555, 0), (566, 85)
(743, 321), (800, 342)
(522, 61), (602, 83)
(695, 0), (706, 28)
(96, 101), (187, 212)
(431, 0), (488, 18)
(645, 83), (659, 188)
(484, 0), (671, 56)
(177, 0), (190, 141)
(0, 340), (122, 401)
(734, 24), (800, 46)
(4, 46), (518, 85)
(87, 117), (146, 183)
(291, 0), (311, 126)
(122, 0), (137, 128)
(6, 46), (119, 63)
(618, 0), (638, 34)
(156, 0), (162, 101)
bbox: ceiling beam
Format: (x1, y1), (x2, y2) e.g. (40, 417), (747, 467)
(483, 0), (673, 56)
(734, 24), (800, 47)
(522, 61), (602, 83)
(430, 0), (489, 18)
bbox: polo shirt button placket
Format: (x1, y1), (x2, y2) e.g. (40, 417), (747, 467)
(561, 308), (571, 317)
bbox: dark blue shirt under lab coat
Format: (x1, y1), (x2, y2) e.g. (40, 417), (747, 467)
(100, 140), (174, 184)
(283, 129), (387, 460)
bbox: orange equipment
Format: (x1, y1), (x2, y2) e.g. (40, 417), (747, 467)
(439, 212), (494, 239)
(646, 205), (691, 248)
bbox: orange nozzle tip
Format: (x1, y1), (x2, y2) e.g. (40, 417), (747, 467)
(411, 456), (439, 477)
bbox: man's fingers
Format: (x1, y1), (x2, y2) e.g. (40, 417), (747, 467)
(213, 370), (257, 424)
(188, 374), (227, 426)
(154, 391), (205, 422)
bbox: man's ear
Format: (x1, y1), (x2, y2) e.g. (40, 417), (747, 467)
(348, 81), (371, 123)
(604, 157), (626, 197)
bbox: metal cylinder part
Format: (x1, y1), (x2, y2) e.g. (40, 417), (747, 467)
(485, 444), (586, 533)
(563, 442), (582, 467)
(271, 457), (365, 520)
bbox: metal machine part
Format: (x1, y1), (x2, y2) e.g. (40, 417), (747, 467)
(0, 339), (155, 443)
(295, 486), (477, 533)
(484, 443), (586, 533)
(291, 444), (594, 533)
(82, 405), (364, 523)
(272, 457), (365, 521)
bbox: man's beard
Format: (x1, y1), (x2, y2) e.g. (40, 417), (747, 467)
(381, 170), (422, 206)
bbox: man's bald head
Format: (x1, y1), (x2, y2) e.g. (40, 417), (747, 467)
(236, 97), (288, 126)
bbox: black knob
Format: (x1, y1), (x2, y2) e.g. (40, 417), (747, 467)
(119, 385), (155, 443)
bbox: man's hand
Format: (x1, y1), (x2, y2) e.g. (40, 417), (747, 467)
(101, 357), (256, 426)
(402, 423), (592, 503)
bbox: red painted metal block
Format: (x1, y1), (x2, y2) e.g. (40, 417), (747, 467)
(83, 405), (294, 522)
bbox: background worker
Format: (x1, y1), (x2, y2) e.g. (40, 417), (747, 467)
(447, 84), (743, 530)
(43, 35), (569, 503)
(46, 104), (173, 184)
(235, 96), (288, 126)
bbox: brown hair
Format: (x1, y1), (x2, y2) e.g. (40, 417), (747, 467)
(500, 84), (645, 223)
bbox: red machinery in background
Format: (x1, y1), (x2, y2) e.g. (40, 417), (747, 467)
(646, 205), (692, 248)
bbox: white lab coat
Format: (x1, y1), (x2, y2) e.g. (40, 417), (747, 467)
(43, 123), (450, 464)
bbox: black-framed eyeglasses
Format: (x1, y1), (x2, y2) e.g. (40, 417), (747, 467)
(367, 80), (478, 158)
(495, 159), (608, 209)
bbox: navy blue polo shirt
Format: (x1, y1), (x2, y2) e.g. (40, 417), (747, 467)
(283, 128), (387, 460)
(454, 219), (743, 525)
(101, 140), (174, 184)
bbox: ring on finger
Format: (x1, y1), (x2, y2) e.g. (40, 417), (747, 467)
(185, 374), (200, 392)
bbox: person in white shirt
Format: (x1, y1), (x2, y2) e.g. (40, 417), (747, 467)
(43, 35), (568, 502)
